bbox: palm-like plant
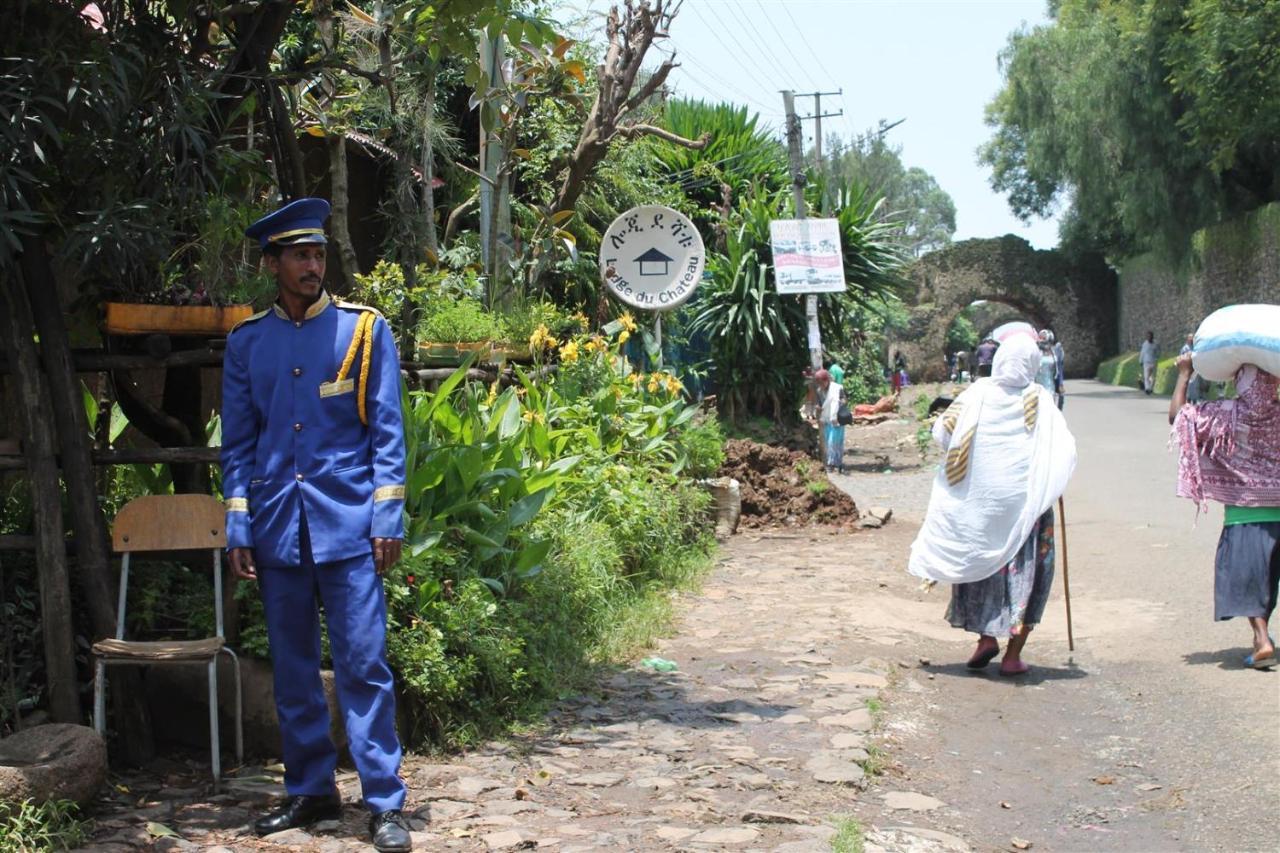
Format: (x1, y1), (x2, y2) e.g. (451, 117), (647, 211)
(651, 99), (788, 237)
(689, 181), (907, 421)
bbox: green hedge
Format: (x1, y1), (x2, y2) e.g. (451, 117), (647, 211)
(1096, 351), (1234, 398)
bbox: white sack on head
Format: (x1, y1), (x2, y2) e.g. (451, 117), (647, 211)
(908, 335), (1077, 585)
(1191, 304), (1280, 382)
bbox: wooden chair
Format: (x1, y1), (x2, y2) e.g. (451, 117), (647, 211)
(93, 494), (243, 787)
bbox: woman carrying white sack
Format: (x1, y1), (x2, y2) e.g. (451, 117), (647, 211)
(909, 332), (1078, 676)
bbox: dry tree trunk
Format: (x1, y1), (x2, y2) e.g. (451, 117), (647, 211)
(20, 237), (157, 757)
(315, 0), (360, 293)
(0, 276), (79, 724)
(326, 133), (361, 292)
(551, 0), (708, 215)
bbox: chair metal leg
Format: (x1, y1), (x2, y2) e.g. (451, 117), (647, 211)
(207, 658), (220, 790)
(93, 660), (106, 735)
(220, 647), (244, 765)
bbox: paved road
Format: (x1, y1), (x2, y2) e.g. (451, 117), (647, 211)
(841, 380), (1279, 852)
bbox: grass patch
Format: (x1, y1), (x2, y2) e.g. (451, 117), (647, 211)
(830, 815), (866, 853)
(807, 479), (830, 496)
(1096, 351), (1236, 398)
(0, 799), (86, 851)
(594, 543), (717, 664)
(860, 744), (890, 778)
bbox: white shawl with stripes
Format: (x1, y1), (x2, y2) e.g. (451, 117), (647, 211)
(908, 335), (1077, 584)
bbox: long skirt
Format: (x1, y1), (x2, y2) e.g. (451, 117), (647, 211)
(947, 508), (1056, 637)
(824, 424), (845, 470)
(1214, 521), (1280, 621)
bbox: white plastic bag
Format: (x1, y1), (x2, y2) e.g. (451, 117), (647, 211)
(1192, 304), (1280, 382)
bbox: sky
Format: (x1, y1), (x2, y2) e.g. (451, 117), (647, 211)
(564, 0), (1061, 249)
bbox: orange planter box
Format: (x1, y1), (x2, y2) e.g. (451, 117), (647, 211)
(103, 303), (255, 336)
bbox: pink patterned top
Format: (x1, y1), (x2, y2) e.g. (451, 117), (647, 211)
(1174, 366), (1280, 510)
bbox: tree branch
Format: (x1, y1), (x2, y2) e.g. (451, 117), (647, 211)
(444, 191), (480, 246)
(617, 123), (708, 148)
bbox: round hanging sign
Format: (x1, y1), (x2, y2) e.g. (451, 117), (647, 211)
(599, 205), (705, 311)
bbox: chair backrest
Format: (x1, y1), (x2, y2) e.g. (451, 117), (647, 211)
(112, 494), (227, 553)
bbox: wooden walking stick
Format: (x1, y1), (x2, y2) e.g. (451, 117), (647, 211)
(1058, 496), (1074, 651)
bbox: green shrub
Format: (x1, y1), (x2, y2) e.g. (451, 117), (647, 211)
(1098, 352), (1206, 396)
(678, 414), (726, 479)
(419, 299), (504, 343)
(380, 341), (714, 750)
(1096, 352), (1142, 388)
(499, 301), (584, 347)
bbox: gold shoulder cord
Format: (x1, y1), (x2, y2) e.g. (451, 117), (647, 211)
(333, 311), (376, 425)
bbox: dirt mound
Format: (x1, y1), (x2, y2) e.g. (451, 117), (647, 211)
(718, 439), (859, 529)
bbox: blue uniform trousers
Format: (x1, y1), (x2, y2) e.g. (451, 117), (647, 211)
(258, 523), (406, 813)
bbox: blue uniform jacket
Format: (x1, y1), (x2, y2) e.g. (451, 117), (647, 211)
(220, 291), (406, 567)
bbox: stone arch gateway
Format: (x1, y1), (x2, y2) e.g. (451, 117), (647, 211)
(895, 236), (1118, 381)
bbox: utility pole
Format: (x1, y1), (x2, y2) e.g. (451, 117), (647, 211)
(783, 90), (826, 463)
(806, 89), (843, 173)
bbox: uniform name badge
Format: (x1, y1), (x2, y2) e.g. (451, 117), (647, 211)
(319, 378), (355, 398)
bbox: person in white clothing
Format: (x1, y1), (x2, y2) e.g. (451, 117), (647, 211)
(1139, 331), (1158, 395)
(908, 334), (1077, 676)
(815, 369), (846, 474)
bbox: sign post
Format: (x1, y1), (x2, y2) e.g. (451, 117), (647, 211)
(600, 205), (705, 371)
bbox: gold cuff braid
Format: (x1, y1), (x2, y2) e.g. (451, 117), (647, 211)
(373, 485), (405, 502)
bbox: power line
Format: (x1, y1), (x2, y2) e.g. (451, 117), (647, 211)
(667, 41), (785, 117)
(688, 2), (781, 96)
(751, 0), (818, 91)
(778, 1), (841, 87)
(728, 0), (799, 88)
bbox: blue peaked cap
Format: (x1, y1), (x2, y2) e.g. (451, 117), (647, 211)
(245, 198), (330, 249)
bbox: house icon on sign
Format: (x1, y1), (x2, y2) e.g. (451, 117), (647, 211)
(635, 247), (674, 277)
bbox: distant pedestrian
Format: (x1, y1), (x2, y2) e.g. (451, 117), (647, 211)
(1035, 338), (1058, 396)
(1139, 331), (1158, 394)
(975, 337), (998, 378)
(910, 334), (1077, 675)
(815, 369), (846, 473)
(891, 352), (907, 392)
(1039, 329), (1065, 408)
(1180, 333), (1204, 402)
(1170, 354), (1280, 669)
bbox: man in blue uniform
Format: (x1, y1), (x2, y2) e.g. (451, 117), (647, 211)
(221, 198), (412, 852)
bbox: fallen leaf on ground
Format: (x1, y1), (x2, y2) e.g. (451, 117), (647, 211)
(1137, 783), (1163, 792)
(1011, 838), (1033, 850)
(1092, 775), (1116, 785)
(999, 801), (1012, 809)
(146, 822), (180, 839)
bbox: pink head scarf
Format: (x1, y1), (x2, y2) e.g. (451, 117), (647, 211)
(1174, 365), (1280, 509)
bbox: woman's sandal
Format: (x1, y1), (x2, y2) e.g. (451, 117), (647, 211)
(1244, 652), (1278, 670)
(966, 645), (1000, 670)
(1242, 635), (1277, 669)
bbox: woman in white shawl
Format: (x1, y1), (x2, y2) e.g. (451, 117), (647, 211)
(909, 333), (1077, 675)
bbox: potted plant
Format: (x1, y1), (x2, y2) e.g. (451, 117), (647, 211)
(492, 301), (585, 363)
(102, 197), (275, 336)
(417, 299), (505, 364)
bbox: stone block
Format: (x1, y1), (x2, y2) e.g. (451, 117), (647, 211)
(0, 723), (107, 806)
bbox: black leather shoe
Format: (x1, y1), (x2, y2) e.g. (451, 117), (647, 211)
(369, 808), (413, 852)
(253, 793), (342, 836)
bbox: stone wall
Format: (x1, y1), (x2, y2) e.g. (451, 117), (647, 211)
(897, 236), (1118, 381)
(1118, 202), (1280, 357)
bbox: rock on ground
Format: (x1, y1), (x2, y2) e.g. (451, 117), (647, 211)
(0, 723), (107, 806)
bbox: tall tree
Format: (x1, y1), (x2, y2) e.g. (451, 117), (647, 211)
(980, 0), (1280, 257)
(824, 124), (956, 257)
